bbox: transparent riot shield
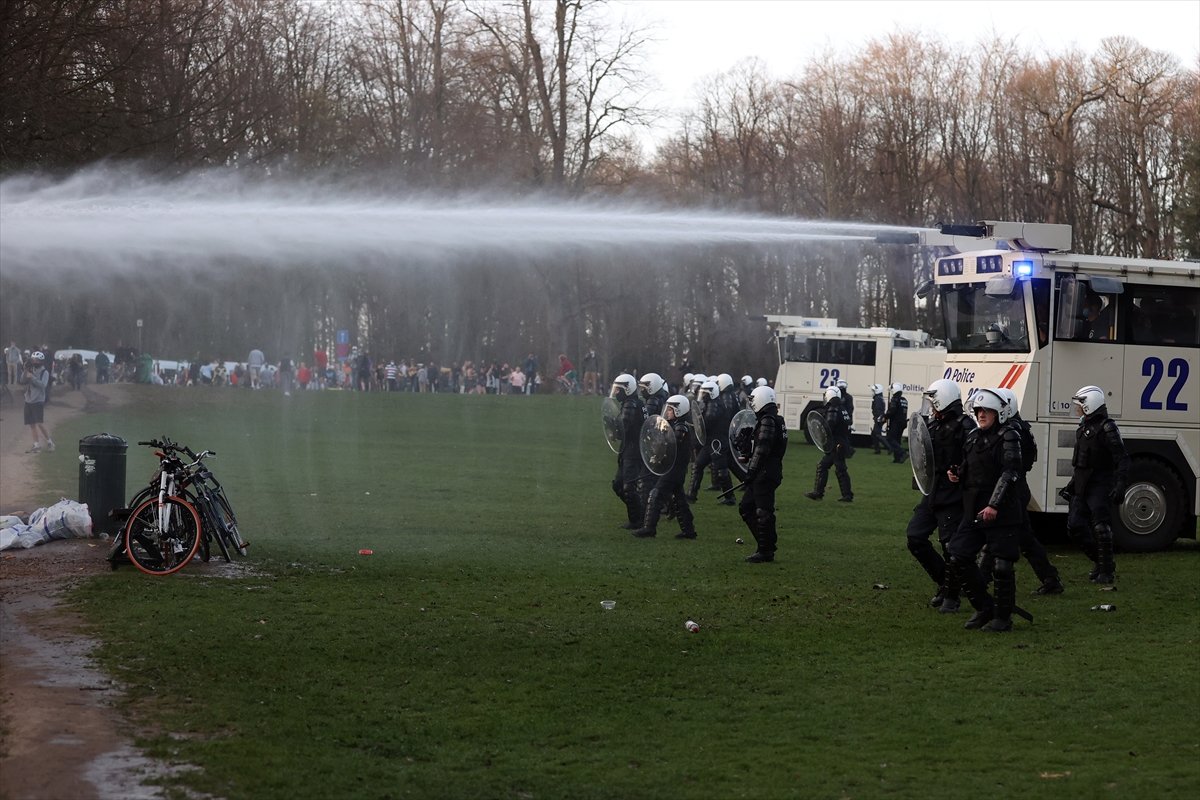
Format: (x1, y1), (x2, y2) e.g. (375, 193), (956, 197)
(727, 408), (756, 480)
(690, 401), (706, 447)
(908, 412), (936, 496)
(639, 415), (677, 476)
(806, 409), (833, 454)
(601, 397), (623, 454)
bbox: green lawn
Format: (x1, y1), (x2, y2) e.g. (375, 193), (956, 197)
(40, 387), (1200, 799)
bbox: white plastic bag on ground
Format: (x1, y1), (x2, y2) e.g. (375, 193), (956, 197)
(2, 524), (49, 549)
(0, 527), (18, 550)
(1, 515), (21, 530)
(27, 499), (93, 540)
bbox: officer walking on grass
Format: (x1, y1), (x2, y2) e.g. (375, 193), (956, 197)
(884, 383), (908, 463)
(610, 374), (647, 530)
(735, 386), (788, 563)
(1060, 385), (1130, 585)
(869, 384), (886, 454)
(633, 395), (698, 540)
(945, 389), (1027, 632)
(804, 385), (853, 503)
(904, 379), (973, 613)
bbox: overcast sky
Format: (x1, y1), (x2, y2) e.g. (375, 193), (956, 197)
(599, 0), (1200, 147)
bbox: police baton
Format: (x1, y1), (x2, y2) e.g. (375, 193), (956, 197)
(717, 482), (745, 500)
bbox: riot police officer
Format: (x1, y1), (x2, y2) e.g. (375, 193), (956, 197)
(836, 378), (854, 422)
(946, 389), (1027, 632)
(884, 383), (908, 463)
(735, 386), (788, 563)
(986, 388), (1064, 595)
(1061, 385), (1130, 584)
(740, 374), (755, 406)
(904, 379), (974, 611)
(804, 385), (854, 502)
(610, 374), (647, 529)
(869, 384), (886, 454)
(633, 395), (698, 539)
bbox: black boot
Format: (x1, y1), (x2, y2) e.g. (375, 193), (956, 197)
(685, 467), (702, 503)
(716, 469), (736, 505)
(836, 469), (853, 503)
(950, 556), (995, 629)
(634, 489), (661, 537)
(1034, 577), (1064, 595)
(981, 558), (1016, 632)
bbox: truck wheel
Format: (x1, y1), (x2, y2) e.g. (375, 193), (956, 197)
(1112, 458), (1185, 553)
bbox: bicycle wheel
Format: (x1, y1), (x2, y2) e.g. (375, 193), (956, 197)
(188, 490), (227, 563)
(211, 488), (247, 556)
(124, 496), (202, 576)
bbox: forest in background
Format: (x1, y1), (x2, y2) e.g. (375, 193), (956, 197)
(2, 0), (1197, 378)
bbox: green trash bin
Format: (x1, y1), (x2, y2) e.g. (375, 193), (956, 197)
(79, 433), (127, 537)
(136, 354), (154, 383)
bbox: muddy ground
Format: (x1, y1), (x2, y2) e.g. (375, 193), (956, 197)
(0, 383), (188, 799)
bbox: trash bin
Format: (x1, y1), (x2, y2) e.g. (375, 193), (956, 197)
(79, 433), (127, 537)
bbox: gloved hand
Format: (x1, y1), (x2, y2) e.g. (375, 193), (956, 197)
(744, 469), (759, 485)
(1108, 485), (1127, 505)
(1057, 487), (1072, 504)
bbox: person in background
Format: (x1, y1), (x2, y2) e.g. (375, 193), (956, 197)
(582, 349), (599, 395)
(509, 364), (526, 394)
(94, 350), (111, 384)
(523, 353), (539, 395)
(884, 383), (908, 463)
(247, 348), (266, 389)
(6, 341), (21, 385)
(279, 356), (295, 396)
(869, 384), (886, 454)
(19, 351), (55, 453)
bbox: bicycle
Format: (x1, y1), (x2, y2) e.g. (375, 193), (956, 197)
(110, 441), (202, 575)
(110, 438), (248, 572)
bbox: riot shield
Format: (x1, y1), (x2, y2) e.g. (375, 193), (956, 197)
(907, 412), (936, 496)
(690, 401), (706, 447)
(639, 415), (677, 476)
(806, 409), (833, 454)
(601, 397), (623, 454)
(727, 408), (756, 480)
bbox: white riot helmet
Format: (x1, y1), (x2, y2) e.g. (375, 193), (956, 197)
(1072, 385), (1106, 417)
(665, 394), (691, 419)
(639, 372), (664, 396)
(717, 373), (734, 393)
(610, 373), (637, 399)
(31, 351), (45, 362)
(741, 375), (754, 390)
(682, 372), (694, 387)
(836, 378), (848, 392)
(923, 379), (961, 413)
(996, 388), (1019, 417)
(699, 379), (718, 401)
(870, 383), (884, 395)
(973, 388), (1010, 424)
(750, 386), (776, 412)
(891, 382), (903, 396)
(690, 373), (708, 392)
(824, 386), (842, 403)
(756, 377), (768, 387)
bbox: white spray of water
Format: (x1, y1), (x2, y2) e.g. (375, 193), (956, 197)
(0, 166), (925, 275)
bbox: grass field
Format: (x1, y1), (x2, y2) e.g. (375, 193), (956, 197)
(39, 387), (1200, 799)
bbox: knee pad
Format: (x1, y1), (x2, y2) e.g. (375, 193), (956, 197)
(906, 536), (932, 556)
(739, 506), (755, 525)
(1093, 522), (1113, 542)
(756, 508), (775, 524)
(992, 557), (1015, 579)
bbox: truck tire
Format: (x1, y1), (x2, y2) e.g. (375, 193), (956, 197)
(1112, 457), (1185, 553)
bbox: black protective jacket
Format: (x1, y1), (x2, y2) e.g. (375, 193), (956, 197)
(618, 394), (647, 462)
(959, 422), (1023, 524)
(746, 403), (788, 481)
(1067, 406), (1130, 494)
(824, 397), (852, 452)
(927, 401), (975, 509)
(886, 393), (908, 431)
(644, 388), (669, 418)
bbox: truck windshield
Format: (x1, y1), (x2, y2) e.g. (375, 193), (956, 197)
(940, 283), (1031, 354)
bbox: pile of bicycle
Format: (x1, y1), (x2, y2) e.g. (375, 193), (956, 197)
(108, 437), (249, 575)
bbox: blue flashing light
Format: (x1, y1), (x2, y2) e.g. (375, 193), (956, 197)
(1013, 259), (1034, 278)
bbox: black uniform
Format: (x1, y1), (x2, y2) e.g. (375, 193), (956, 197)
(947, 419), (1025, 631)
(634, 413), (696, 539)
(1064, 405), (1130, 583)
(737, 402), (788, 562)
(806, 396), (853, 501)
(638, 387), (670, 508)
(980, 413), (1063, 594)
(885, 391), (908, 462)
(687, 390), (735, 503)
(905, 400), (974, 609)
(612, 392), (647, 528)
(870, 392), (886, 454)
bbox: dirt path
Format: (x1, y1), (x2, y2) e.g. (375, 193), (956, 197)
(0, 383), (182, 800)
